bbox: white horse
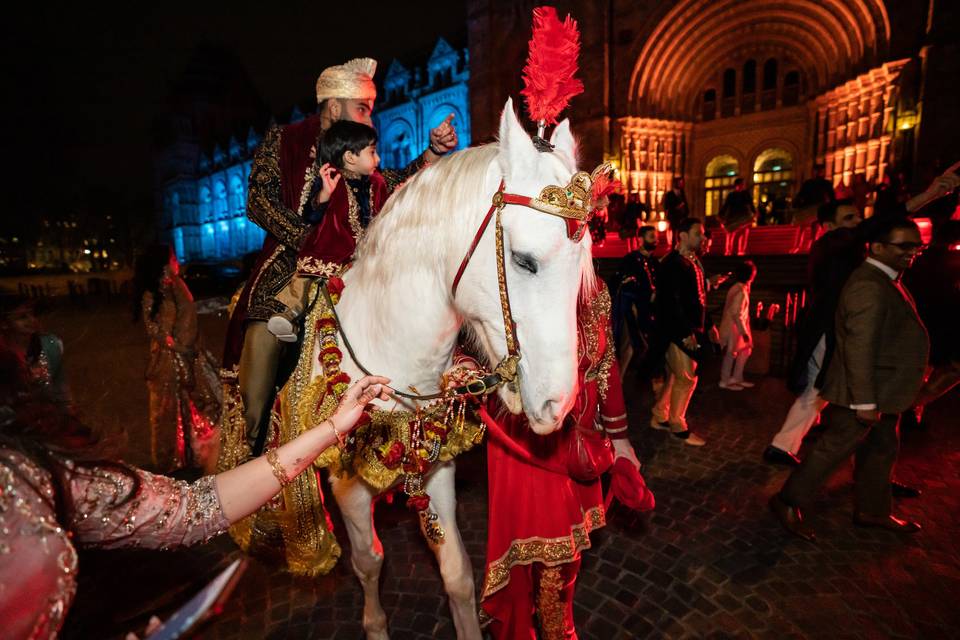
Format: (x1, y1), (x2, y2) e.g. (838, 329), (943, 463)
(316, 99), (595, 639)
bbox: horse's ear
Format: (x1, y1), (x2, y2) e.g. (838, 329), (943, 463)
(549, 118), (577, 165)
(497, 98), (538, 178)
(550, 118), (577, 171)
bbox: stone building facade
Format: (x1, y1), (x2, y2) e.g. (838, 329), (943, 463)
(468, 0), (959, 221)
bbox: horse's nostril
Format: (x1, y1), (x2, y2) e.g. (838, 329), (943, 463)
(540, 399), (562, 424)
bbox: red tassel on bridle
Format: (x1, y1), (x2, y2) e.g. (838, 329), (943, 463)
(520, 6), (584, 135)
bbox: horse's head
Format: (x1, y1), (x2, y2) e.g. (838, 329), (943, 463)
(457, 99), (593, 434)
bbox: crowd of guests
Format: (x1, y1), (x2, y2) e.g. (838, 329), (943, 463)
(609, 161), (960, 258)
(612, 163), (960, 544)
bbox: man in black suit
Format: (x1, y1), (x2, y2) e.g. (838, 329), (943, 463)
(771, 217), (929, 541)
(650, 217), (709, 447)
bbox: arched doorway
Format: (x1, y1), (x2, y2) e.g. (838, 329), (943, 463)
(703, 154), (739, 219)
(752, 148), (794, 223)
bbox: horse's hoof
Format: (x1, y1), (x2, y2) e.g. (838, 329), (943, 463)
(364, 627), (389, 640)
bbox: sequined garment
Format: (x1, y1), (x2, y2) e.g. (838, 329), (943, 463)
(142, 276), (222, 473)
(0, 449), (229, 640)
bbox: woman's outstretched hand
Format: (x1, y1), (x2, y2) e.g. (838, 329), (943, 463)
(330, 375), (393, 433)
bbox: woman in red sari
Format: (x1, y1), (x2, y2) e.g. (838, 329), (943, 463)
(481, 277), (654, 639)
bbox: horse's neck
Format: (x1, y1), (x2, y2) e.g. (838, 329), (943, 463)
(336, 268), (460, 399)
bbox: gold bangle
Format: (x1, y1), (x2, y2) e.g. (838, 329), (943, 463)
(328, 419), (348, 450)
(266, 449), (292, 488)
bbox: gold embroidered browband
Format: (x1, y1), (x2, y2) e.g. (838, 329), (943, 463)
(496, 163), (612, 240)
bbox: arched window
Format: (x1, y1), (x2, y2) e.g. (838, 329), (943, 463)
(761, 59), (778, 110)
(704, 155), (739, 218)
(721, 69), (736, 118)
(227, 175), (241, 216)
(783, 70), (801, 106)
(742, 59), (757, 114)
(702, 89), (717, 121)
(213, 181), (228, 220)
(199, 186), (212, 223)
(752, 148), (794, 222)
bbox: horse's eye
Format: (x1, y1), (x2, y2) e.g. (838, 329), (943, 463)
(512, 252), (538, 274)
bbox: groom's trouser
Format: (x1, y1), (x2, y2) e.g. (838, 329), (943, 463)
(238, 321), (284, 456)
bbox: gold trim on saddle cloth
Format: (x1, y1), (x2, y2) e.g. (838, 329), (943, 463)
(217, 287), (343, 577)
(274, 289), (343, 576)
(480, 505), (605, 602)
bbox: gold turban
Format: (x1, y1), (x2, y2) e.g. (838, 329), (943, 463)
(315, 57), (378, 104)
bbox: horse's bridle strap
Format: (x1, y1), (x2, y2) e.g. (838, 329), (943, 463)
(451, 181), (504, 298)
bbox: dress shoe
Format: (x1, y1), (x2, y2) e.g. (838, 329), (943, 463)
(853, 513), (921, 533)
(890, 480), (921, 499)
(671, 429), (706, 446)
(763, 445), (801, 467)
(768, 494), (816, 542)
(718, 380), (744, 391)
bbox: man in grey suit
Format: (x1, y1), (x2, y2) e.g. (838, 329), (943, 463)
(770, 217), (929, 541)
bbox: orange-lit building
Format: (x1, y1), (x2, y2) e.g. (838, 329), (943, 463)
(468, 0), (959, 225)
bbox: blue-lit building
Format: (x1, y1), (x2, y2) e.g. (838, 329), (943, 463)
(374, 38), (471, 169)
(157, 40), (471, 263)
(160, 127), (266, 264)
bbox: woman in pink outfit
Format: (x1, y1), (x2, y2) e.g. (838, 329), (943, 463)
(719, 260), (757, 390)
(0, 351), (391, 640)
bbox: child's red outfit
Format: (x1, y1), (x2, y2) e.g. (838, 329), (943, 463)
(273, 170), (389, 322)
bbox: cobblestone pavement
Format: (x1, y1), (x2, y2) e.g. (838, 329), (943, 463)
(54, 302), (960, 639)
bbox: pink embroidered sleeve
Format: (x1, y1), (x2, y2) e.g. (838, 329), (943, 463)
(68, 466), (230, 550)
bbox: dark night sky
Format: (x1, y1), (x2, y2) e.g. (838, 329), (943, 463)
(0, 1), (467, 225)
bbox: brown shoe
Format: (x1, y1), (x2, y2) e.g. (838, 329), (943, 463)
(769, 494), (816, 542)
(853, 513), (921, 533)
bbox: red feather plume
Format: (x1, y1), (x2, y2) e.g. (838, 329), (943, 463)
(520, 6), (584, 126)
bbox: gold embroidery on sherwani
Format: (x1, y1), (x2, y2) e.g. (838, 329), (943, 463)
(536, 566), (567, 640)
(247, 125), (309, 249)
(480, 506), (605, 601)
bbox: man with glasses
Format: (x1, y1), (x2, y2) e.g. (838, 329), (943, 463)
(770, 217), (928, 541)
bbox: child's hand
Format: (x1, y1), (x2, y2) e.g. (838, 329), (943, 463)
(314, 163), (341, 205)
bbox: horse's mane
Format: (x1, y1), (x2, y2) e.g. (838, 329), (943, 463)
(353, 143), (596, 298)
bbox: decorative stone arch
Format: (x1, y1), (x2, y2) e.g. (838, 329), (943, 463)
(627, 0), (891, 120)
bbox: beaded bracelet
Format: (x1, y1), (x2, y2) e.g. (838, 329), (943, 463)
(266, 449), (292, 488)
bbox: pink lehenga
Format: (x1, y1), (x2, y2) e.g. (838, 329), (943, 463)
(142, 276), (221, 473)
(0, 449), (230, 640)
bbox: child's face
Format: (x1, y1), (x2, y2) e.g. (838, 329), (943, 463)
(345, 143), (380, 176)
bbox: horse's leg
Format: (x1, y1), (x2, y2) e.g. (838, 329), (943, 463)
(330, 474), (389, 640)
(422, 461), (481, 640)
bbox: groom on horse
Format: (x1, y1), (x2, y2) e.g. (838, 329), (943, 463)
(221, 57), (459, 458)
